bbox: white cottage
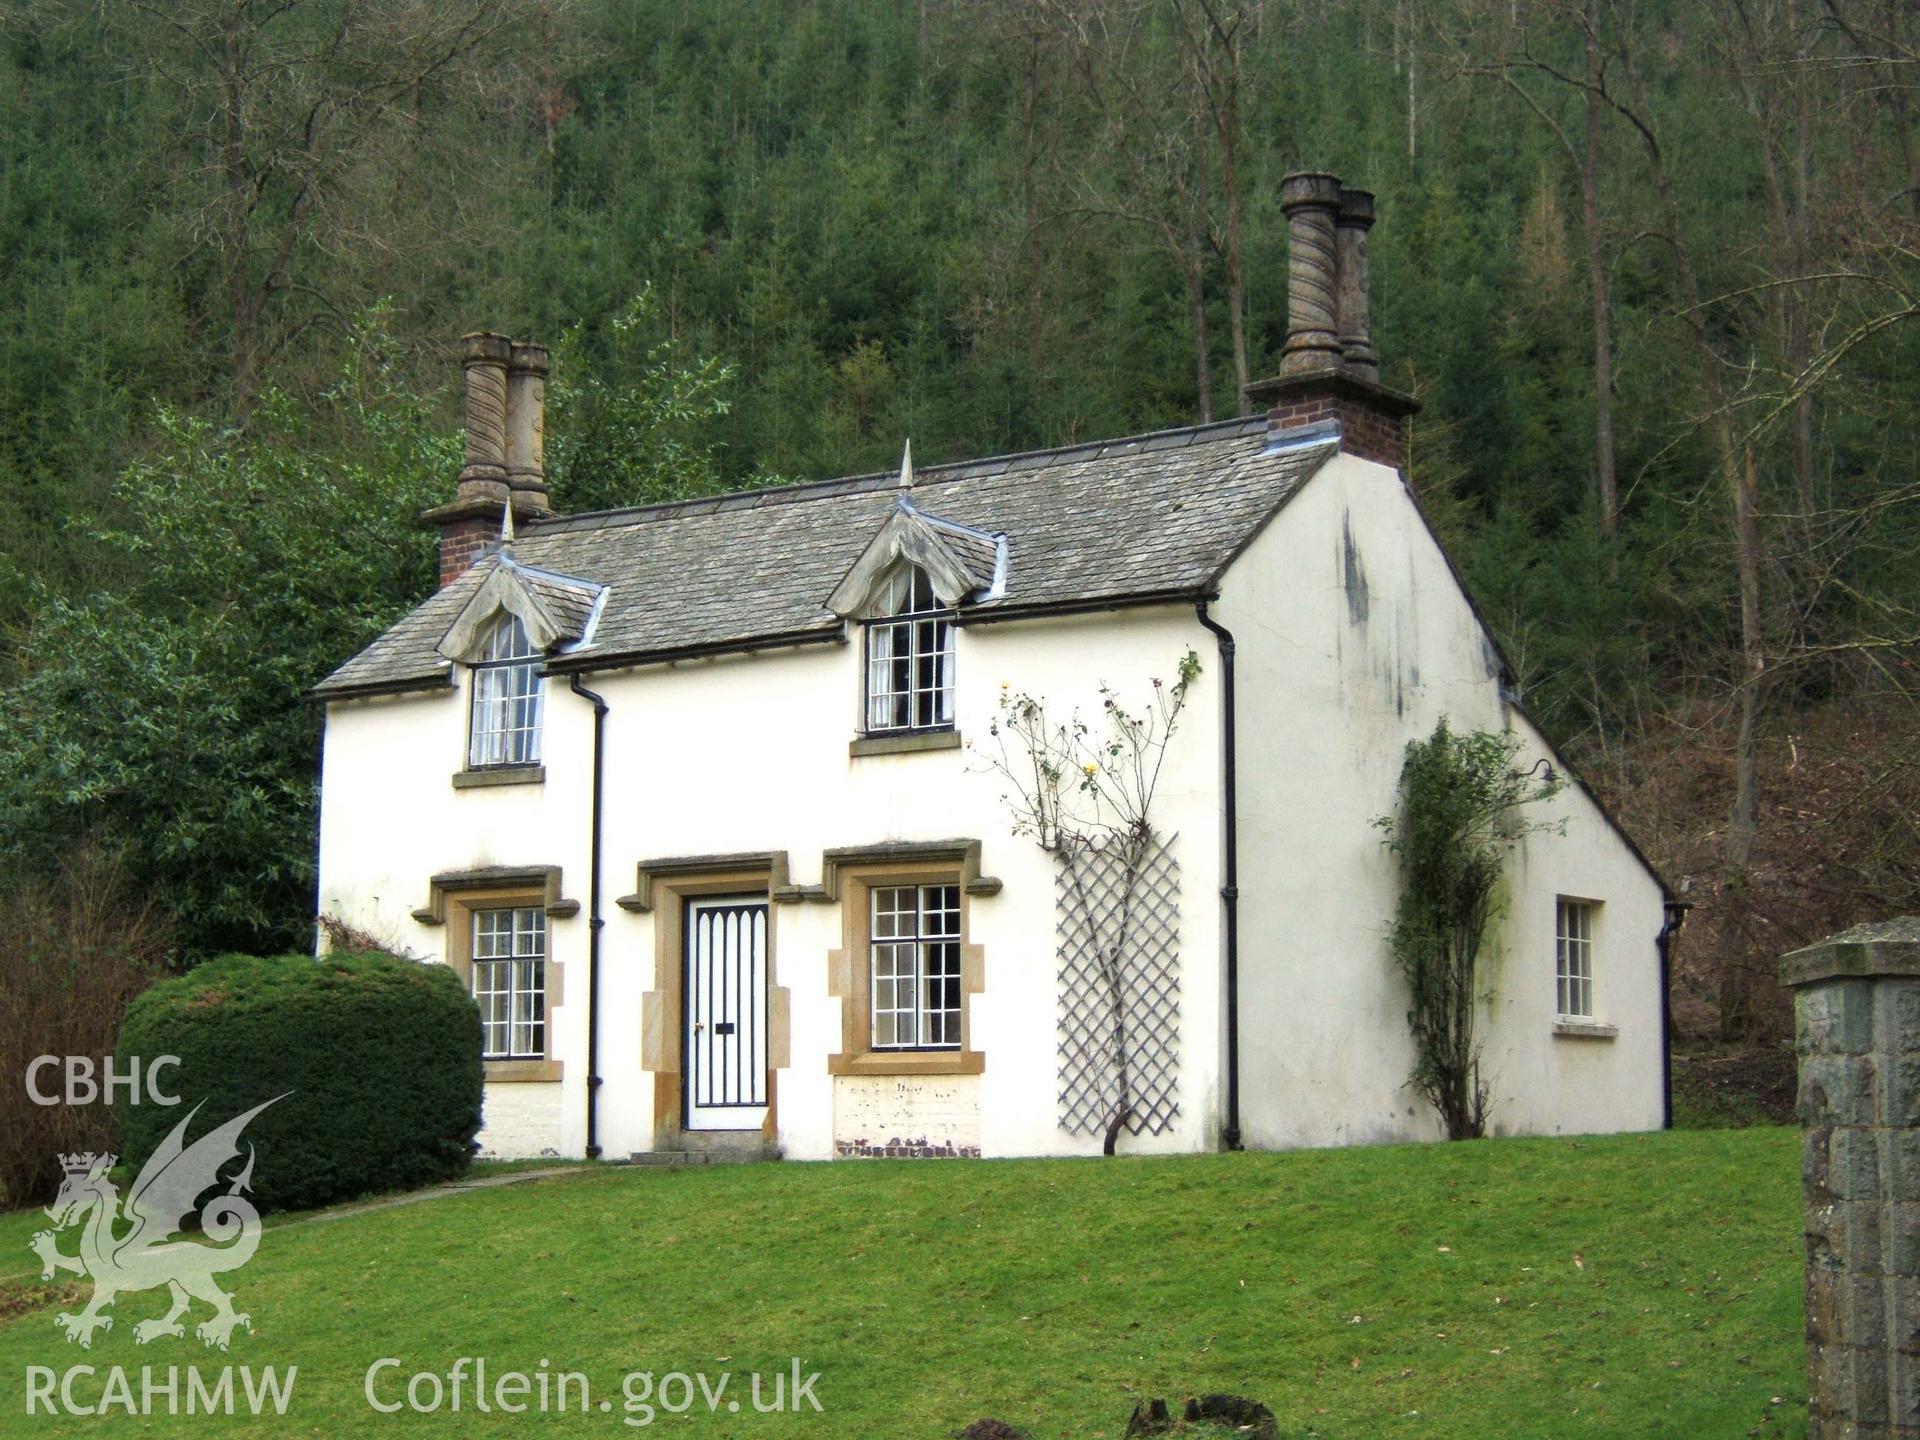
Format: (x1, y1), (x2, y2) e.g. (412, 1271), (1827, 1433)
(313, 173), (1677, 1162)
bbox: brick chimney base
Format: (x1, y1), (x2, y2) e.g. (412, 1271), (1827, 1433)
(418, 495), (552, 588)
(1247, 368), (1417, 474)
(435, 514), (498, 588)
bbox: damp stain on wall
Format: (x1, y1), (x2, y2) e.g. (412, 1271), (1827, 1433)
(1341, 508), (1371, 626)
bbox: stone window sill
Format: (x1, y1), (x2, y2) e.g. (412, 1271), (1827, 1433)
(484, 1058), (562, 1083)
(452, 764), (546, 789)
(1552, 1020), (1619, 1040)
(849, 730), (961, 758)
(828, 1049), (985, 1077)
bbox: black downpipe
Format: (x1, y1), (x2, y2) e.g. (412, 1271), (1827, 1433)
(1194, 602), (1243, 1152)
(569, 675), (609, 1159)
(1656, 901), (1687, 1131)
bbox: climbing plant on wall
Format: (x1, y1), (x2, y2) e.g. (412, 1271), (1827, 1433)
(1375, 719), (1563, 1140)
(980, 651), (1201, 1155)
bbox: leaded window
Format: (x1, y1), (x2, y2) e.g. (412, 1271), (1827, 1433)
(870, 883), (962, 1049)
(468, 614), (543, 767)
(864, 567), (954, 733)
(473, 906), (546, 1058)
(1555, 898), (1595, 1019)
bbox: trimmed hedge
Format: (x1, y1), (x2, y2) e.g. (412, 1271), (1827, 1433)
(116, 950), (483, 1212)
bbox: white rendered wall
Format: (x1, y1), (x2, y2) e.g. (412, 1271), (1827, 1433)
(474, 1082), (565, 1159)
(318, 605), (1225, 1160)
(317, 676), (594, 1161)
(833, 1075), (983, 1158)
(1214, 449), (1666, 1149)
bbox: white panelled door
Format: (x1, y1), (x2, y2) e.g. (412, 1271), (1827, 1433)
(683, 898), (769, 1131)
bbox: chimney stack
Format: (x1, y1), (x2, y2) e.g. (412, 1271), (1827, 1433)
(420, 330), (555, 588)
(1247, 171), (1415, 471)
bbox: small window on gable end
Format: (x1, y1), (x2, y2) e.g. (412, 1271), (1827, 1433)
(1555, 898), (1596, 1020)
(468, 613), (543, 768)
(865, 565), (955, 734)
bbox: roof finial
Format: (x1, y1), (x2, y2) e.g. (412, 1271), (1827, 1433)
(897, 438), (914, 490)
(499, 497), (515, 546)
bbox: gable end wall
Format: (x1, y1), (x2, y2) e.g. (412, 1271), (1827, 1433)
(1213, 450), (1666, 1148)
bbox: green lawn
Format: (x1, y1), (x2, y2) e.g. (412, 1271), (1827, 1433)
(0, 1129), (1804, 1437)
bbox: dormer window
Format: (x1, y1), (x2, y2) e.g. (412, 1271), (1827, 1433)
(468, 614), (543, 767)
(433, 552), (599, 784)
(826, 478), (1000, 747)
(865, 566), (954, 733)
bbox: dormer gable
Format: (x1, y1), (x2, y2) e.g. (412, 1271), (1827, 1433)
(437, 552), (605, 662)
(826, 499), (1006, 619)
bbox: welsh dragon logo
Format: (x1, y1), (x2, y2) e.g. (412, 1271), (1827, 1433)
(30, 1097), (284, 1350)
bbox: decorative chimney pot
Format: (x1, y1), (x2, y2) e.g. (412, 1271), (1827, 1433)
(1335, 187), (1379, 383)
(506, 341), (551, 512)
(457, 331), (512, 505)
(1277, 172), (1345, 379)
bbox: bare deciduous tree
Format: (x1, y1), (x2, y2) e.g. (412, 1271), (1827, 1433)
(0, 843), (171, 1207)
(1036, 0), (1244, 422)
(30, 0), (539, 415)
(1438, 0), (1622, 541)
(1170, 0), (1258, 411)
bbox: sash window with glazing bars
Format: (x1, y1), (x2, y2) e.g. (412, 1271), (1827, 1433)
(870, 883), (963, 1049)
(865, 568), (954, 733)
(473, 906), (546, 1058)
(1555, 898), (1595, 1020)
(469, 614), (543, 767)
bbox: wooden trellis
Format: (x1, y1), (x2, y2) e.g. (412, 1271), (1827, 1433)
(1055, 835), (1181, 1138)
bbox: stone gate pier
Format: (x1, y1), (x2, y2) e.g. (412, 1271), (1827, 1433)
(1782, 918), (1920, 1439)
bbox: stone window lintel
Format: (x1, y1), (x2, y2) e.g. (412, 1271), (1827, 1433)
(778, 838), (1001, 905)
(413, 865), (578, 925)
(617, 852), (793, 913)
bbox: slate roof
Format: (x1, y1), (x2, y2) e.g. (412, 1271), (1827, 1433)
(314, 416), (1337, 698)
(914, 511), (1002, 594)
(514, 563), (603, 643)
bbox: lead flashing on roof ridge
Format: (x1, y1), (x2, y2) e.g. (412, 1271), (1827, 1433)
(908, 503), (1002, 548)
(522, 414), (1274, 537)
(910, 503), (1008, 602)
(510, 557), (606, 592)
